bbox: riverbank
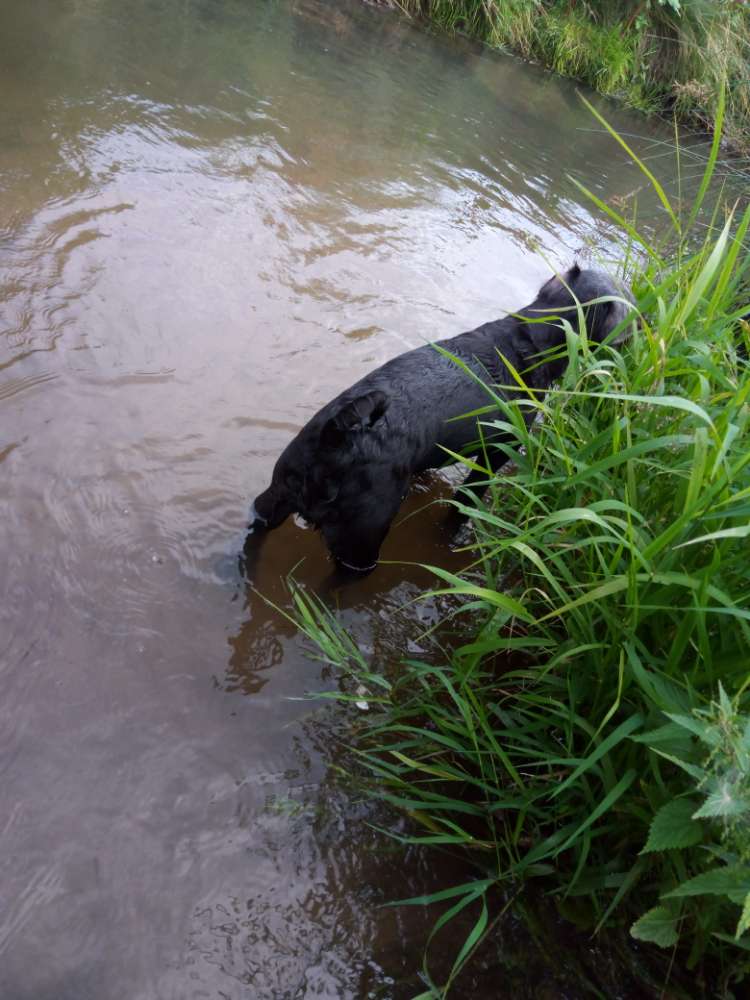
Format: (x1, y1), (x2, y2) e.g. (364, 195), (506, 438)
(290, 109), (750, 995)
(390, 0), (750, 149)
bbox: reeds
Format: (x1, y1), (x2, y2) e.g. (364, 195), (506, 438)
(285, 100), (750, 995)
(399, 0), (750, 149)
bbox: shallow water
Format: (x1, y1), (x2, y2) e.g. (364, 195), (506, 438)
(0, 1), (700, 996)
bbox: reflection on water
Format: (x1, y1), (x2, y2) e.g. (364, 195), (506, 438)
(1, 0), (692, 995)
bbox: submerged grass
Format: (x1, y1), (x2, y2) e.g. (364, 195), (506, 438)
(286, 103), (750, 995)
(394, 0), (750, 149)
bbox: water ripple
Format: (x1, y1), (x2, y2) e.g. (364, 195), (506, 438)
(0, 1), (716, 997)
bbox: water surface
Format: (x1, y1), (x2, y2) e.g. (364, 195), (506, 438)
(0, 2), (694, 996)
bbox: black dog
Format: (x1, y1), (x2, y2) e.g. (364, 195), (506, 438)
(247, 265), (629, 573)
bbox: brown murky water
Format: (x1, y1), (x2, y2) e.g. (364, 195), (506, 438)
(0, 1), (696, 997)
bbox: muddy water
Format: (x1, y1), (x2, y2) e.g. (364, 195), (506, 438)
(1, 1), (690, 997)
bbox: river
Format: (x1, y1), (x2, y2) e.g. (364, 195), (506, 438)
(0, 1), (698, 996)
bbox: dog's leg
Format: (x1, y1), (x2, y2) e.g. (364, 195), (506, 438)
(449, 434), (516, 523)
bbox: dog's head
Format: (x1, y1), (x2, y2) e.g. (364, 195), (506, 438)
(251, 390), (390, 530)
(535, 264), (632, 344)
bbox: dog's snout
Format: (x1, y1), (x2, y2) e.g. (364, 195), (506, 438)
(248, 501), (268, 529)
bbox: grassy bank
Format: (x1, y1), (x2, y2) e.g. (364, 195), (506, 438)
(394, 0), (750, 148)
(286, 103), (750, 996)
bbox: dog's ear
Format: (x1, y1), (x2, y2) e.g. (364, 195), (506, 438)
(320, 390), (389, 448)
(538, 264), (581, 301)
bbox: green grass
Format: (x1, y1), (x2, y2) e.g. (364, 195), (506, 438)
(283, 96), (750, 996)
(397, 0), (750, 149)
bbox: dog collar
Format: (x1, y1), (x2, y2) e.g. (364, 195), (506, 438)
(338, 558), (377, 573)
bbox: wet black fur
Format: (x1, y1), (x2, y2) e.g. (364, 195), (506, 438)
(248, 265), (629, 573)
